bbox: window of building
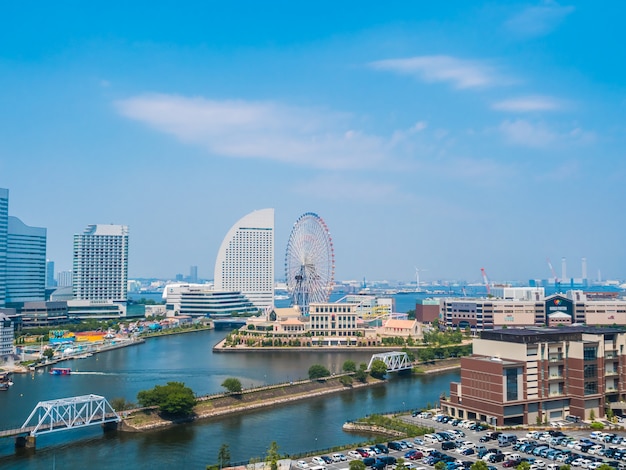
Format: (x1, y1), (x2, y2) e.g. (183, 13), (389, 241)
(505, 368), (519, 401)
(584, 346), (597, 361)
(584, 381), (598, 395)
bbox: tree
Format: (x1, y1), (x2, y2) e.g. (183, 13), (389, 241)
(110, 397), (134, 411)
(470, 461), (488, 470)
(137, 381), (197, 416)
(42, 348), (54, 360)
(597, 465), (613, 470)
(221, 378), (243, 394)
(349, 461), (366, 470)
(342, 360), (357, 373)
(370, 359), (388, 379)
(589, 409), (596, 421)
(516, 462), (530, 470)
(218, 444), (231, 469)
(395, 458), (406, 470)
(265, 441), (280, 470)
(354, 368), (367, 383)
(434, 461), (446, 470)
(308, 364), (330, 380)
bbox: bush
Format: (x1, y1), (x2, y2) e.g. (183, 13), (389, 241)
(590, 421), (604, 430)
(339, 376), (353, 387)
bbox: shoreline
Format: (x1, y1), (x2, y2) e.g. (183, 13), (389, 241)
(120, 358), (461, 433)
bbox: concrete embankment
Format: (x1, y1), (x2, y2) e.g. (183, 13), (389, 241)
(121, 377), (386, 432)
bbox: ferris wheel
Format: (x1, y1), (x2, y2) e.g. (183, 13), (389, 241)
(285, 212), (335, 315)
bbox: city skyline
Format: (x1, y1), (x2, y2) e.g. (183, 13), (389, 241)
(1, 2), (625, 283)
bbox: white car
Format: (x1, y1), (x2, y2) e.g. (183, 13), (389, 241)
(311, 457), (326, 466)
(332, 454), (346, 462)
(347, 451), (361, 460)
(296, 461), (309, 469)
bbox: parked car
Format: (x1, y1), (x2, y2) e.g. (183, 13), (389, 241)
(296, 461), (309, 469)
(311, 457), (326, 466)
(375, 444), (389, 454)
(332, 454), (347, 462)
(320, 456), (333, 465)
(348, 451), (361, 460)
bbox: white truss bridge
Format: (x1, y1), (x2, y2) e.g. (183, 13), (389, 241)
(20, 394), (120, 437)
(367, 351), (413, 372)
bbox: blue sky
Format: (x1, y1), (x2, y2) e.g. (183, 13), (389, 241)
(1, 1), (624, 284)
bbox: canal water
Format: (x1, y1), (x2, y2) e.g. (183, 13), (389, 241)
(0, 329), (459, 469)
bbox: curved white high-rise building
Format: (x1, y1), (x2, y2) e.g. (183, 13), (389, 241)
(214, 209), (274, 309)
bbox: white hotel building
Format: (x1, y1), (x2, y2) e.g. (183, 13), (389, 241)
(213, 209), (274, 310)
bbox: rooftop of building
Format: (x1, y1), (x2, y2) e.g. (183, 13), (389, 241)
(480, 325), (626, 343)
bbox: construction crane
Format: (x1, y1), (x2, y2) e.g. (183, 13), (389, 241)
(546, 257), (560, 287)
(414, 267), (428, 292)
(480, 267), (491, 296)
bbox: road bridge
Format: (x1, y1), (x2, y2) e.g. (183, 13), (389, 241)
(1, 394), (120, 449)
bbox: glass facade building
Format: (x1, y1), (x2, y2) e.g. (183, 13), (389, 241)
(6, 216), (46, 304)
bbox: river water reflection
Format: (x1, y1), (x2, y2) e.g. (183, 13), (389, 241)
(0, 329), (459, 469)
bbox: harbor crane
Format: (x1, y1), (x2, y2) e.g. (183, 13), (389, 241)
(480, 267), (491, 295)
(414, 267), (428, 292)
(546, 257), (561, 288)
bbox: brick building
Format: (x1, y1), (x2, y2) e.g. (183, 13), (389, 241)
(441, 326), (626, 426)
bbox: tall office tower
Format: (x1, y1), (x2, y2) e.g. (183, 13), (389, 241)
(0, 188), (7, 307)
(46, 260), (56, 287)
(6, 216), (46, 304)
(214, 208), (274, 309)
(73, 224), (129, 302)
(189, 265), (198, 283)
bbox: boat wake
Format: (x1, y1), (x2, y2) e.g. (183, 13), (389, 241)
(70, 371), (117, 376)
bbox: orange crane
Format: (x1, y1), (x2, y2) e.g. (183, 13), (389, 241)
(480, 267), (490, 295)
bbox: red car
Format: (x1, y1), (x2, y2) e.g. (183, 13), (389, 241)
(356, 448), (370, 458)
(408, 452), (424, 461)
(503, 460), (520, 468)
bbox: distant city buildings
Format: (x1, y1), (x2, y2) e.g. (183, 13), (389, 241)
(72, 224), (129, 302)
(0, 188), (9, 307)
(56, 270), (73, 288)
(0, 188), (47, 310)
(0, 312), (12, 360)
(6, 216), (46, 304)
(46, 260), (56, 288)
(163, 283), (257, 317)
(214, 208), (274, 310)
(189, 265), (198, 283)
(439, 288), (626, 331)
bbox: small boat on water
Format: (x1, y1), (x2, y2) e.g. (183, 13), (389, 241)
(0, 372), (13, 390)
(49, 367), (71, 375)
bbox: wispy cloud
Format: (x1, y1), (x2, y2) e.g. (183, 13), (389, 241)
(116, 94), (389, 170)
(492, 95), (563, 112)
(369, 55), (504, 89)
(499, 119), (594, 148)
(505, 1), (575, 39)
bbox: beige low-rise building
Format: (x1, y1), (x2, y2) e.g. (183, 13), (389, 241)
(378, 319), (421, 338)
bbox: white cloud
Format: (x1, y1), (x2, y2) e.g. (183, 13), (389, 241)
(116, 94), (389, 170)
(292, 174), (403, 202)
(499, 119), (594, 148)
(492, 95), (563, 112)
(369, 55), (503, 89)
(505, 1), (575, 39)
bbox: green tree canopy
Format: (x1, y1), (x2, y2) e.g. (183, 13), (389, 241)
(137, 381), (196, 416)
(369, 359), (387, 379)
(516, 462), (530, 470)
(221, 377), (243, 394)
(218, 444), (231, 469)
(349, 460), (366, 470)
(308, 364), (331, 380)
(266, 441), (280, 470)
(470, 461), (488, 470)
(342, 360), (357, 373)
(434, 461), (446, 470)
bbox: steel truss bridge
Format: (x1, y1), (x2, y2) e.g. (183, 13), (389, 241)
(367, 351), (413, 372)
(0, 394), (121, 449)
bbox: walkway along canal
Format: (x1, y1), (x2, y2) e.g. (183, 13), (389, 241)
(0, 329), (460, 470)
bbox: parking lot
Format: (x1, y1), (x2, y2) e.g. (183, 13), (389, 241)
(290, 412), (626, 470)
